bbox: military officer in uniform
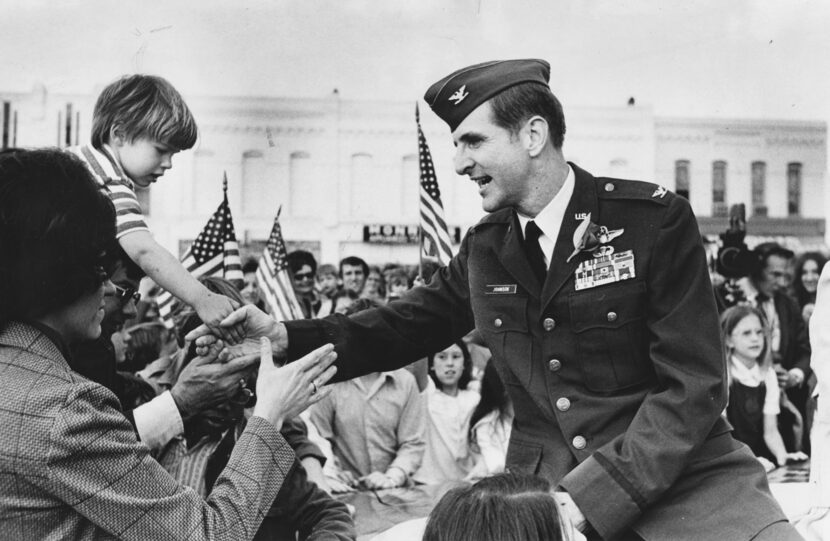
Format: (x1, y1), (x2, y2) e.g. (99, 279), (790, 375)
(190, 60), (799, 540)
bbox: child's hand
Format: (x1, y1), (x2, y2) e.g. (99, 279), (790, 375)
(195, 292), (242, 343)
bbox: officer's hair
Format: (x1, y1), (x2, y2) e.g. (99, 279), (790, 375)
(91, 74), (198, 151)
(422, 472), (567, 541)
(489, 82), (566, 149)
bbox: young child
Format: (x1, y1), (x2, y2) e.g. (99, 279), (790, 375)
(414, 340), (480, 485)
(69, 74), (236, 336)
(721, 305), (808, 471)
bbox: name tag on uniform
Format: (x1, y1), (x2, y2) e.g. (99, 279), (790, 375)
(574, 250), (636, 291)
(485, 284), (518, 295)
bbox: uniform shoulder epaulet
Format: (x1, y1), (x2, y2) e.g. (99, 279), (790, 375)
(596, 177), (673, 206)
(471, 207), (512, 230)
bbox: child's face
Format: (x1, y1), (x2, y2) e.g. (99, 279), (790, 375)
(727, 314), (765, 363)
(317, 273), (338, 296)
(111, 136), (178, 188)
(432, 343), (465, 389)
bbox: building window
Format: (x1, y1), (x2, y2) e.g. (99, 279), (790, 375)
(712, 160), (727, 217)
(750, 161), (766, 216)
(241, 150), (269, 217)
(350, 153), (373, 217)
(289, 151), (312, 218)
(787, 162), (802, 216)
(402, 154), (419, 217)
(675, 160), (690, 200)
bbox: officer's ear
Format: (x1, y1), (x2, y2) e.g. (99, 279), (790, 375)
(524, 115), (548, 158)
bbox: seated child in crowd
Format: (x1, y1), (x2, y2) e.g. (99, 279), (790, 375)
(414, 340), (480, 485)
(308, 299), (425, 492)
(69, 74), (237, 336)
(466, 362), (514, 481)
(721, 305), (808, 471)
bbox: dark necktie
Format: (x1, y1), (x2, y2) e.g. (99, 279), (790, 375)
(524, 220), (547, 284)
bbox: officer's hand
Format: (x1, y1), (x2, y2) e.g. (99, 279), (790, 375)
(553, 491), (588, 533)
(186, 305), (289, 360)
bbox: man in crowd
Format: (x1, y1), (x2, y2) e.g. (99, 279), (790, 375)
(72, 244), (261, 451)
(193, 59), (796, 540)
(339, 256), (368, 295)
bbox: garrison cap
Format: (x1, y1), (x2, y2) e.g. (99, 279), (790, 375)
(423, 59), (551, 131)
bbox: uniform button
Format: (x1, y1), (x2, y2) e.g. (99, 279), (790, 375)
(604, 182), (615, 192)
(494, 318), (503, 328)
(556, 397), (571, 411)
(607, 311), (618, 322)
(572, 435), (587, 450)
(548, 359), (562, 372)
(543, 318), (556, 331)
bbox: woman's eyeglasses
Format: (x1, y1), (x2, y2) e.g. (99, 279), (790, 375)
(108, 284), (141, 305)
(293, 271), (314, 282)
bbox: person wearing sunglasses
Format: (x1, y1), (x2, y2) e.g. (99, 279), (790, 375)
(0, 148), (338, 540)
(287, 250), (321, 319)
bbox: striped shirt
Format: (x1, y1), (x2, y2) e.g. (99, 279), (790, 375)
(69, 144), (149, 239)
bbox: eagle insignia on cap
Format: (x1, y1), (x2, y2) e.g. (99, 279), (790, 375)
(448, 85), (469, 105)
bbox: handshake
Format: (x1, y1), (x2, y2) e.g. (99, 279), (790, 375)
(185, 305), (337, 431)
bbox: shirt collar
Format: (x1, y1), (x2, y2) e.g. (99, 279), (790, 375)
(517, 164), (575, 242)
(88, 143), (134, 190)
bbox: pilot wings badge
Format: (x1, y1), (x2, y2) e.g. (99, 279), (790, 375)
(448, 85), (469, 105)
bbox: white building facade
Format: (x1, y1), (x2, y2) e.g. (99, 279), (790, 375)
(1, 87), (826, 266)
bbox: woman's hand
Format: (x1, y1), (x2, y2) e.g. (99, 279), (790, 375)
(252, 338), (337, 431)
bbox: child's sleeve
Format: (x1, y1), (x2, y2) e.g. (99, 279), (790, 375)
(106, 178), (150, 239)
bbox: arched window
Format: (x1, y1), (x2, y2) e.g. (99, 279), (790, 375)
(750, 161), (767, 216)
(674, 160), (690, 200)
(787, 162), (802, 216)
(712, 160), (727, 217)
(289, 151), (313, 218)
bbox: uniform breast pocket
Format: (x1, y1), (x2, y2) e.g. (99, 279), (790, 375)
(474, 295), (533, 386)
(569, 280), (651, 393)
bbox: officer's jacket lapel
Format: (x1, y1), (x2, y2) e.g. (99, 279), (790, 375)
(541, 164), (599, 307)
(497, 212), (541, 295)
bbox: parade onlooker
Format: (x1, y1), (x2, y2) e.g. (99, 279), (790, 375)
(793, 251), (828, 326)
(308, 299), (425, 492)
(414, 340), (479, 485)
(721, 305), (807, 471)
(717, 242), (813, 453)
(422, 472), (570, 541)
(386, 267), (412, 302)
(0, 148), (337, 540)
(362, 265), (386, 304)
(158, 279), (354, 541)
(331, 288), (360, 315)
(241, 258), (266, 312)
(339, 256), (368, 295)
(466, 362), (513, 481)
(287, 250), (320, 319)
(315, 263), (340, 317)
(68, 74), (238, 341)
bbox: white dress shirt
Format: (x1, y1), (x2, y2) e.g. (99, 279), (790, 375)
(517, 165), (575, 268)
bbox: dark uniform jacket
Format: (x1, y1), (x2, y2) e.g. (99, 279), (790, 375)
(286, 164), (786, 540)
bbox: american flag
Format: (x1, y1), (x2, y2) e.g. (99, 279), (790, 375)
(256, 208), (305, 322)
(156, 182), (243, 327)
(416, 103), (453, 266)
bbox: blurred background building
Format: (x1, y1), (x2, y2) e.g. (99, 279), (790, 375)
(1, 86), (826, 266)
